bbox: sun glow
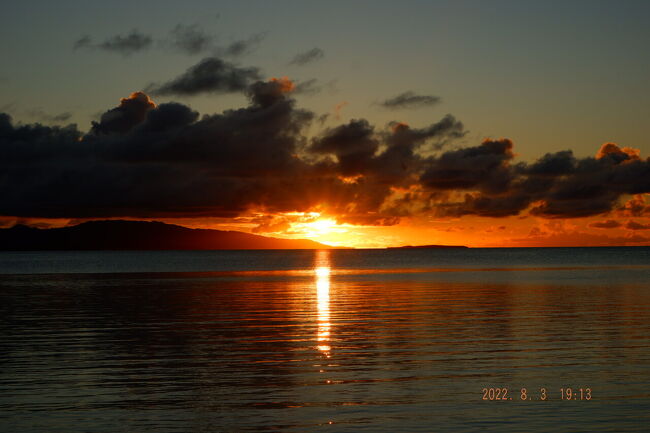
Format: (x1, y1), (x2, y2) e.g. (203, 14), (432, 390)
(308, 218), (337, 235)
(291, 216), (350, 246)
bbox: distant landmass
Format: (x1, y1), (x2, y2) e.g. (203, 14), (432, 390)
(0, 220), (332, 250)
(388, 244), (468, 249)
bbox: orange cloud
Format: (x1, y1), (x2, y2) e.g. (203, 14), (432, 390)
(268, 77), (295, 93)
(595, 142), (640, 161)
(619, 194), (648, 217)
(121, 91), (156, 109)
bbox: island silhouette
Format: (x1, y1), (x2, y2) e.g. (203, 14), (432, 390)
(0, 220), (331, 250)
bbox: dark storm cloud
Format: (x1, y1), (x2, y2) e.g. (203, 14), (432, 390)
(0, 83), (314, 218)
(0, 80), (468, 225)
(169, 24), (214, 55)
(436, 193), (531, 218)
(430, 143), (650, 219)
(526, 146), (650, 218)
(380, 91), (441, 109)
(0, 112), (84, 164)
(74, 31), (153, 55)
(90, 92), (156, 135)
(524, 150), (576, 176)
(305, 115), (467, 225)
(372, 116), (466, 185)
(310, 119), (379, 175)
(289, 48), (324, 66)
(421, 138), (514, 194)
(147, 57), (261, 96)
(311, 115), (465, 181)
(385, 115), (466, 151)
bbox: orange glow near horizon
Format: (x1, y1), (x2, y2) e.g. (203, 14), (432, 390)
(285, 214), (353, 247)
(10, 193), (649, 248)
(261, 194), (650, 248)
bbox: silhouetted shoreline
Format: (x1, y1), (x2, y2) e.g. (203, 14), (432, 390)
(0, 220), (330, 250)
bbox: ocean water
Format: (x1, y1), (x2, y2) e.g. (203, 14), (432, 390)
(1, 247), (649, 432)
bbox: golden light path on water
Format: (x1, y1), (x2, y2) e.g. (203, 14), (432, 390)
(314, 250), (331, 357)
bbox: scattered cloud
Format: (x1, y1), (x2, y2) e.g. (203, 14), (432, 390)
(589, 220), (622, 229)
(293, 78), (327, 95)
(146, 57), (261, 96)
(168, 24), (214, 55)
(221, 33), (266, 57)
(75, 26), (264, 58)
(380, 91), (441, 109)
(73, 35), (92, 50)
(74, 30), (153, 56)
(289, 47), (324, 66)
(625, 220), (650, 230)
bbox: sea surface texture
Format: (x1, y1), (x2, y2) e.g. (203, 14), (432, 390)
(1, 247), (649, 432)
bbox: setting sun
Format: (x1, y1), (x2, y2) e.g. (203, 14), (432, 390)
(286, 216), (350, 246)
(306, 218), (337, 235)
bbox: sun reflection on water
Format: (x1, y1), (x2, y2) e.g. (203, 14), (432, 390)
(314, 250), (331, 357)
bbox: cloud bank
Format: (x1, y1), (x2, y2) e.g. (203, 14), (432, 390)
(2, 58), (649, 227)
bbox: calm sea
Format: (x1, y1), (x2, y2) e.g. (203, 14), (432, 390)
(1, 248), (649, 432)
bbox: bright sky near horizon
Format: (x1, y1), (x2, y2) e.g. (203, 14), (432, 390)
(1, 0), (650, 247)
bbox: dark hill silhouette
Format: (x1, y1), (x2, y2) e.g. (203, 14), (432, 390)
(387, 244), (468, 249)
(0, 220), (332, 250)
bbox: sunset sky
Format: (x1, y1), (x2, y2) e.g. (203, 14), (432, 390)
(1, 0), (650, 247)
